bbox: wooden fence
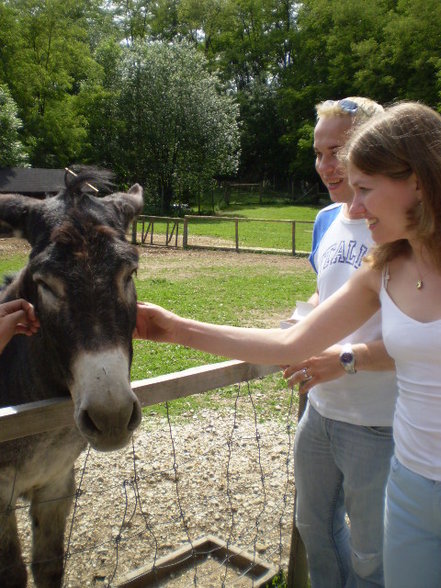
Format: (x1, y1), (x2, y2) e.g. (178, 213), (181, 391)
(131, 215), (314, 256)
(0, 361), (277, 442)
(0, 360), (308, 587)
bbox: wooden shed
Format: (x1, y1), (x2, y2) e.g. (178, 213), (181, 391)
(0, 168), (66, 198)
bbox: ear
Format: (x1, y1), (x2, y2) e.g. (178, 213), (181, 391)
(102, 184), (144, 231)
(0, 194), (44, 242)
(412, 173), (423, 200)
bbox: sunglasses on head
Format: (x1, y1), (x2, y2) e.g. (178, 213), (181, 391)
(322, 98), (359, 115)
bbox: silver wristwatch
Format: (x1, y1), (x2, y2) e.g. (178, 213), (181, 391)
(339, 343), (357, 374)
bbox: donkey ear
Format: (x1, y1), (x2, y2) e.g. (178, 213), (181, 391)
(0, 194), (43, 243)
(102, 184), (144, 231)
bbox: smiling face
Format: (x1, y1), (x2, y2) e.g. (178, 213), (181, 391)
(348, 163), (421, 245)
(314, 115), (354, 204)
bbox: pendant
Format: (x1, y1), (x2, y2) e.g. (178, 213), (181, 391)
(416, 279), (423, 290)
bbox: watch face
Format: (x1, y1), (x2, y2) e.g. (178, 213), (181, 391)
(341, 352), (353, 364)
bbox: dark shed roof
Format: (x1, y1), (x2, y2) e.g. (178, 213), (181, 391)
(0, 168), (66, 197)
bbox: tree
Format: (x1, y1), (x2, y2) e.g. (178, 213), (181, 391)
(376, 0), (441, 106)
(238, 79), (290, 186)
(105, 0), (153, 44)
(76, 39), (124, 170)
(0, 0), (104, 166)
(177, 0), (297, 187)
(112, 40), (240, 213)
(0, 84), (29, 166)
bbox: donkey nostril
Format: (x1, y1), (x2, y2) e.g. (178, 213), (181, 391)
(128, 402), (142, 431)
(78, 409), (101, 436)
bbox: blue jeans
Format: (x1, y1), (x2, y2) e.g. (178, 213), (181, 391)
(294, 403), (394, 588)
(384, 456), (441, 588)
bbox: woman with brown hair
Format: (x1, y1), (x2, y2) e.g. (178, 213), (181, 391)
(136, 102), (441, 587)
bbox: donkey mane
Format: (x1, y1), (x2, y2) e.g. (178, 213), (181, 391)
(51, 217), (121, 258)
(62, 169), (114, 199)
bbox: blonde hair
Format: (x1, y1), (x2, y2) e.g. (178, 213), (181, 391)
(345, 101), (441, 269)
(316, 97), (384, 127)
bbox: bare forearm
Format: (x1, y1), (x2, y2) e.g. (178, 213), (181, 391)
(307, 290), (319, 307)
(283, 338), (395, 391)
(176, 317), (291, 365)
(352, 340), (395, 372)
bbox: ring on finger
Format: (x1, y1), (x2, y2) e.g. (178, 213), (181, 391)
(302, 367), (313, 382)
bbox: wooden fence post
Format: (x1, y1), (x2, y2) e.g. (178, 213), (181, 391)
(287, 390), (309, 587)
(183, 217), (188, 249)
(291, 221), (296, 256)
(235, 219), (239, 252)
(131, 221), (137, 245)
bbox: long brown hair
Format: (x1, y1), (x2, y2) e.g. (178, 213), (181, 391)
(345, 102), (441, 270)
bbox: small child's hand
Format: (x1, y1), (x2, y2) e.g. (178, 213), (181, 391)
(0, 299), (40, 354)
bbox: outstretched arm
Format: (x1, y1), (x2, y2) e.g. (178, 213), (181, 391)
(0, 299), (40, 354)
(135, 264), (382, 367)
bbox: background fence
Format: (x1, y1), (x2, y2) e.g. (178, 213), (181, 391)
(131, 216), (314, 256)
(1, 361), (308, 587)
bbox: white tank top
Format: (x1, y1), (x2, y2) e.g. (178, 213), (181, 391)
(380, 275), (441, 480)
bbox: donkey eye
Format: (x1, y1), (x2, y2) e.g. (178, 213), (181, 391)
(36, 279), (58, 298)
(33, 274), (65, 301)
(126, 268), (137, 284)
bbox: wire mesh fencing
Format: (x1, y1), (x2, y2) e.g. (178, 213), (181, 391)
(2, 364), (300, 587)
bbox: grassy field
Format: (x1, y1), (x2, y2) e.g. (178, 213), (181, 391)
(133, 248), (316, 377)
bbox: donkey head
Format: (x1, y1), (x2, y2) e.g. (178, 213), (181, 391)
(0, 173), (144, 451)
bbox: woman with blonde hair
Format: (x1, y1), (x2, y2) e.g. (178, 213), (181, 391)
(136, 101), (441, 587)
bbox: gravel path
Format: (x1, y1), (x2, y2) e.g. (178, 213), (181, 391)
(19, 392), (298, 587)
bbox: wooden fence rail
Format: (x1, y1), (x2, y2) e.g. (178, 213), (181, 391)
(0, 360), (278, 443)
(131, 215), (313, 256)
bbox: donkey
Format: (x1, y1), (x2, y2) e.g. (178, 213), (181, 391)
(0, 172), (144, 587)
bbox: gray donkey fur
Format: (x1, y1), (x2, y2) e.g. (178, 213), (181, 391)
(0, 172), (144, 587)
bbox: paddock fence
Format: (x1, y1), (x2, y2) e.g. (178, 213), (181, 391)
(131, 216), (314, 256)
(0, 360), (308, 587)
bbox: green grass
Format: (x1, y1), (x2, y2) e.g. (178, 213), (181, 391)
(0, 253), (29, 276)
(132, 250), (316, 420)
(219, 203), (320, 221)
(133, 260), (316, 379)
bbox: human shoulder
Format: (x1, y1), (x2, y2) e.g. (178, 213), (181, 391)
(312, 202), (342, 232)
(309, 203), (343, 272)
(351, 261), (382, 296)
(314, 202), (342, 222)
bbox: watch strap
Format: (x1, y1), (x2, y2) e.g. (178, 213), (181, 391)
(340, 343), (357, 374)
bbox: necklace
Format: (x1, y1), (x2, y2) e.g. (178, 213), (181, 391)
(414, 255), (432, 290)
